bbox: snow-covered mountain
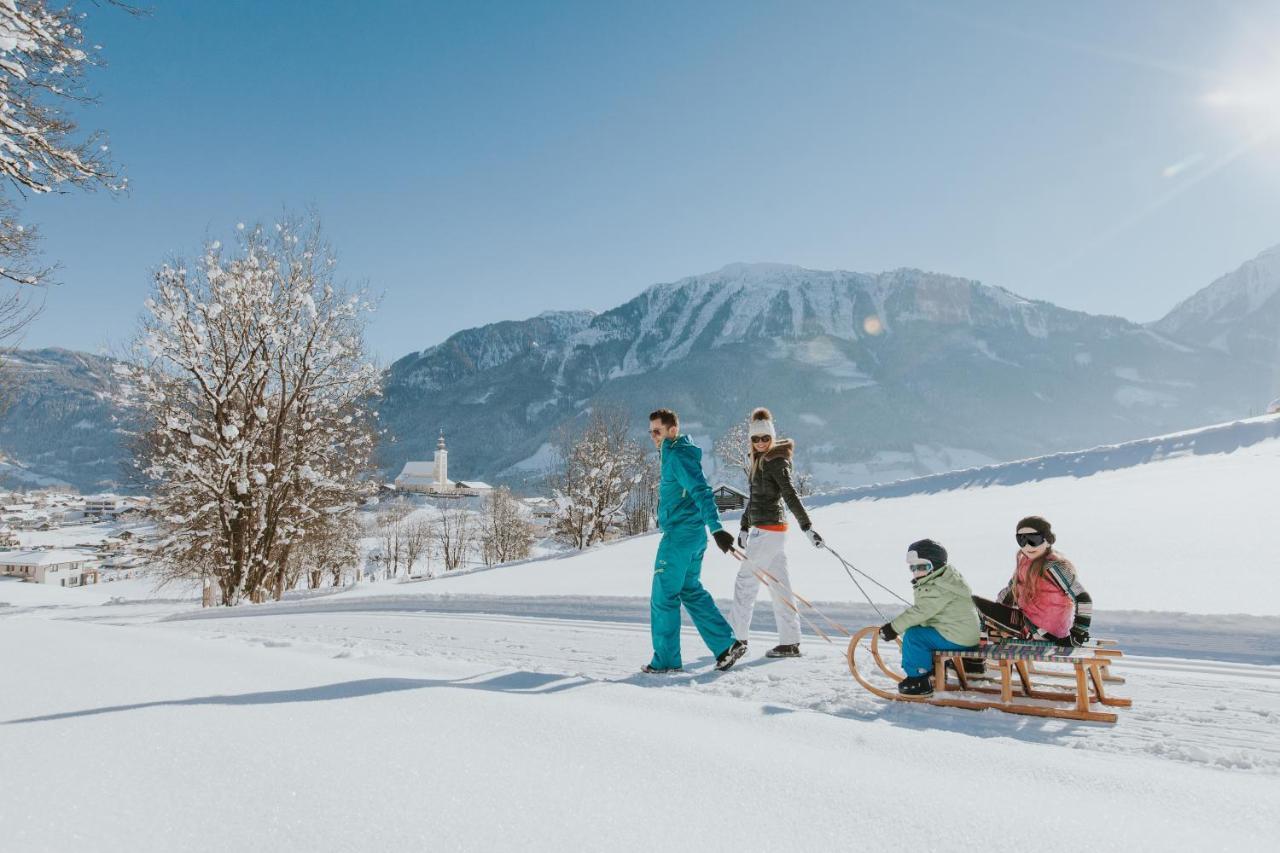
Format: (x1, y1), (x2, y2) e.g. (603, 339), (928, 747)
(380, 263), (1264, 486)
(0, 348), (134, 493)
(1154, 244), (1280, 368)
(5, 255), (1277, 493)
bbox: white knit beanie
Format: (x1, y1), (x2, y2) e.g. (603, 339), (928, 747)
(749, 407), (776, 440)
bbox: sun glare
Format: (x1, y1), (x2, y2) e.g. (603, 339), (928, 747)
(1202, 66), (1280, 133)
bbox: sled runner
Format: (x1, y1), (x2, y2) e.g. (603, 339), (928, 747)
(846, 626), (1130, 724)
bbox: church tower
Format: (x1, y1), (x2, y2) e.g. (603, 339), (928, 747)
(433, 430), (449, 488)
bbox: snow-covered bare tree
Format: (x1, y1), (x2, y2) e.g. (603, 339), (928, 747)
(376, 504), (410, 578)
(118, 217), (380, 606)
(432, 499), (474, 571)
(793, 467), (815, 498)
(479, 486), (533, 566)
(549, 407), (647, 549)
(299, 512), (360, 590)
(1, 1), (134, 398)
(402, 516), (433, 577)
(714, 421), (751, 487)
(621, 456), (658, 536)
(0, 277), (34, 415)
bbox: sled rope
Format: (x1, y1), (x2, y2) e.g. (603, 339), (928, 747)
(821, 544), (909, 621)
(751, 568), (854, 643)
(756, 568), (852, 638)
(752, 569), (833, 643)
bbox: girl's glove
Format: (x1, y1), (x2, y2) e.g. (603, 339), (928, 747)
(1069, 626), (1090, 647)
(879, 623), (898, 642)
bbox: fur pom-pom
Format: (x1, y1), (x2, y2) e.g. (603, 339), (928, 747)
(751, 407), (773, 422)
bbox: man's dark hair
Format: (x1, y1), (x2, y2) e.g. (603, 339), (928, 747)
(648, 408), (678, 428)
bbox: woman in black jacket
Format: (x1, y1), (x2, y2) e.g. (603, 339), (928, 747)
(727, 408), (824, 658)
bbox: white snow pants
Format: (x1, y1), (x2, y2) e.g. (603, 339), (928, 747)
(728, 527), (801, 646)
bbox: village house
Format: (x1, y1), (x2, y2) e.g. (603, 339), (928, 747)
(0, 550), (98, 587)
(83, 495), (122, 519)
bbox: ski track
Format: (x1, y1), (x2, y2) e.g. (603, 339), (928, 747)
(148, 607), (1280, 776)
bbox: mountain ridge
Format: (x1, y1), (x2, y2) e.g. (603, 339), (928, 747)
(5, 251), (1279, 493)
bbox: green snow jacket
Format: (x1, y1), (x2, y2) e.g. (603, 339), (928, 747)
(889, 564), (982, 646)
(657, 435), (724, 535)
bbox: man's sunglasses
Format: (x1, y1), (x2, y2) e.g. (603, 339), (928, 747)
(1016, 532), (1046, 548)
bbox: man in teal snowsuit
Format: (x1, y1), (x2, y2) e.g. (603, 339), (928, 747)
(644, 408), (747, 674)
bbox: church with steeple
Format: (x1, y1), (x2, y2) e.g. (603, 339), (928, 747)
(393, 431), (492, 497)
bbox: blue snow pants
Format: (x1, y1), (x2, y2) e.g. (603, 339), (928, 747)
(900, 626), (977, 677)
(649, 529), (736, 670)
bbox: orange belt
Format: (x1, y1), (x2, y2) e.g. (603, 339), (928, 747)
(756, 523), (788, 532)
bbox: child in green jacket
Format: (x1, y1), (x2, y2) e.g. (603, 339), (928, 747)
(878, 539), (981, 696)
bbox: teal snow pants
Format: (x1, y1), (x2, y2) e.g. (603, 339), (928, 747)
(649, 529), (736, 670)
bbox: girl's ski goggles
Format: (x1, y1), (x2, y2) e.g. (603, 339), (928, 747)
(1016, 532), (1046, 548)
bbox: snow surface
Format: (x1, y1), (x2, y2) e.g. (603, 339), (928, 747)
(3, 421), (1280, 850)
(2, 596), (1278, 851)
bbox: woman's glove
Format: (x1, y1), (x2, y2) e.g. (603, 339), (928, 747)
(737, 528), (749, 550)
(1069, 626), (1090, 647)
(879, 623), (898, 642)
(802, 526), (823, 548)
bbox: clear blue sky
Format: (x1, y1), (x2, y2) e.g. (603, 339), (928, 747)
(19, 0), (1280, 361)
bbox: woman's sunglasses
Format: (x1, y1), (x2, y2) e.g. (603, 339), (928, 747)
(1016, 532), (1046, 548)
(750, 436), (772, 444)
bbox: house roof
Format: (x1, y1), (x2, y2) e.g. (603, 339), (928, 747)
(396, 461), (436, 479)
(713, 483), (748, 497)
(0, 549), (93, 566)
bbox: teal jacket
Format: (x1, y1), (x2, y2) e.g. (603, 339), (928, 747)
(889, 564), (982, 646)
(656, 435), (724, 535)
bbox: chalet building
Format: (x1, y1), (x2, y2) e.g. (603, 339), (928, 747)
(713, 483), (748, 512)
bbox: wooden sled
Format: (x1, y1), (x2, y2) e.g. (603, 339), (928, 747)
(846, 626), (1130, 724)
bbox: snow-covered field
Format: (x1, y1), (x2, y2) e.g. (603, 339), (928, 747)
(3, 426), (1279, 851)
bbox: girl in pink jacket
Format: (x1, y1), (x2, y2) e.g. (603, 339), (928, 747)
(972, 515), (1092, 646)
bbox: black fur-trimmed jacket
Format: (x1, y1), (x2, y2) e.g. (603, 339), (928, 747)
(740, 439), (811, 531)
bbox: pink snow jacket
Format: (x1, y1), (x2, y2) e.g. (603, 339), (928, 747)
(997, 550), (1092, 640)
